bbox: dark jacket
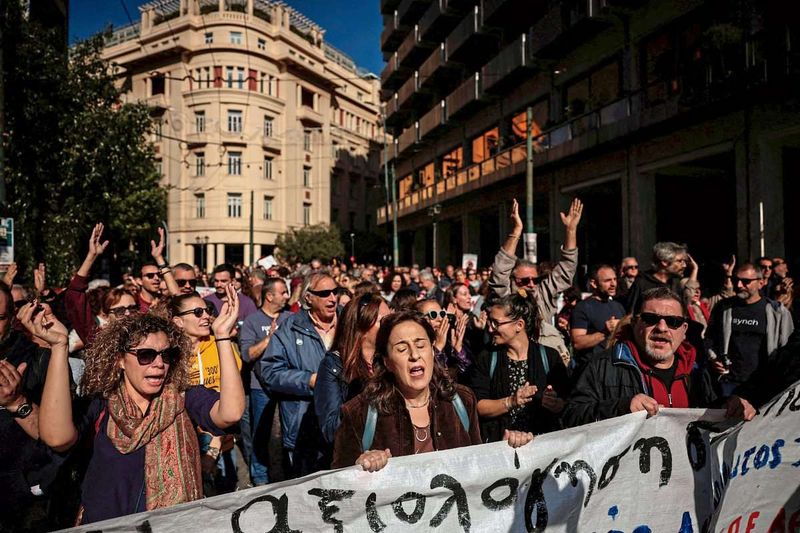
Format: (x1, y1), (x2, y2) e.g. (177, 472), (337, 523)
(261, 309), (327, 450)
(562, 341), (714, 428)
(314, 351), (364, 445)
(65, 274), (97, 346)
(332, 384), (482, 469)
(625, 269), (683, 313)
(734, 330), (800, 407)
(469, 342), (569, 440)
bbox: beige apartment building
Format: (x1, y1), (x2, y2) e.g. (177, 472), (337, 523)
(103, 0), (383, 268)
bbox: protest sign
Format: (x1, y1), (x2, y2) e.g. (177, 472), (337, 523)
(65, 382), (800, 533)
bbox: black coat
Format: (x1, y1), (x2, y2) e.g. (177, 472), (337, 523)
(468, 342), (570, 441)
(625, 270), (683, 314)
(734, 330), (800, 407)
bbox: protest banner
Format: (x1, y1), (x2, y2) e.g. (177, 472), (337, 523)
(65, 381), (800, 533)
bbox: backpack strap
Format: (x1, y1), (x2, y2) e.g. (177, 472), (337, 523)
(538, 344), (549, 376)
(489, 351), (497, 379)
(452, 393), (470, 433)
(362, 403), (378, 452)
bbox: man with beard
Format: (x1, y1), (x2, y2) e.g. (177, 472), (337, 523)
(563, 287), (714, 427)
(173, 263), (199, 295)
(625, 242), (688, 313)
(705, 262), (794, 396)
(570, 265), (626, 371)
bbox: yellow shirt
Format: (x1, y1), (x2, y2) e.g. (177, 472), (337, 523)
(189, 336), (243, 392)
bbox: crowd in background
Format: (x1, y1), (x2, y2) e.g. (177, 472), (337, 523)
(1, 198), (799, 531)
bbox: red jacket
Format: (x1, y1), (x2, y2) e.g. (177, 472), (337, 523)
(625, 340), (696, 408)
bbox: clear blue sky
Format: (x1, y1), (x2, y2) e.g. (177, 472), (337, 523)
(68, 0), (385, 74)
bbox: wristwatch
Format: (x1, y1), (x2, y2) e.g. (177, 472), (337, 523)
(2, 401), (33, 419)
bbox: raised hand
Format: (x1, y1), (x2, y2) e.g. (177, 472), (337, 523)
(33, 263), (46, 294)
(559, 198), (584, 231)
(17, 302), (69, 348)
(512, 382), (538, 408)
(472, 309), (487, 330)
(212, 283), (240, 338)
(722, 255), (736, 277)
(88, 223), (110, 258)
(150, 227), (167, 263)
(452, 313), (468, 353)
(687, 254), (699, 279)
(509, 198), (523, 237)
(2, 263), (17, 286)
(0, 360), (27, 408)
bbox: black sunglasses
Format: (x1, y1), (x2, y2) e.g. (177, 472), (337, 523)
(638, 312), (686, 329)
(733, 276), (760, 286)
(176, 278), (198, 288)
(308, 288), (336, 298)
(623, 265), (639, 271)
(425, 310), (448, 320)
(109, 304), (139, 317)
(143, 272), (160, 280)
(127, 346), (180, 365)
(177, 306), (213, 318)
(515, 276), (538, 286)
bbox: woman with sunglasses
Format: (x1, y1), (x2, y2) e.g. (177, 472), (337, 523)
(27, 295), (245, 524)
(332, 311), (533, 472)
(469, 291), (570, 441)
(416, 299), (471, 376)
(314, 293), (391, 449)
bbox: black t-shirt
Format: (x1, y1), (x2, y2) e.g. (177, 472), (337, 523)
(728, 298), (768, 383)
(649, 358), (678, 393)
(570, 297), (626, 368)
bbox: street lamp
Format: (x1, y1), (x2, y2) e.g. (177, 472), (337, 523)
(349, 232), (355, 263)
(428, 204), (441, 268)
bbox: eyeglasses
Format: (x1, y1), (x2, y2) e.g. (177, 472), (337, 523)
(127, 346), (180, 366)
(424, 310), (448, 320)
(109, 304), (139, 317)
(733, 276), (760, 286)
(514, 276), (537, 286)
(623, 265), (639, 271)
(234, 277), (243, 282)
(759, 264), (773, 270)
(487, 318), (517, 329)
(638, 312), (686, 329)
(175, 278), (198, 288)
(142, 272), (160, 280)
(176, 306), (214, 318)
(307, 288), (336, 298)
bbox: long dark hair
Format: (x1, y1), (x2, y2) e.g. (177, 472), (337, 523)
(333, 292), (385, 383)
(381, 270), (406, 295)
(364, 311), (456, 415)
(489, 290), (541, 341)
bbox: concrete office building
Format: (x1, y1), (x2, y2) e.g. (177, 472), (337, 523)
(103, 0), (383, 268)
(379, 0), (799, 270)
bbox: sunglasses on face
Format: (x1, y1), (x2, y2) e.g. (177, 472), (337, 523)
(234, 277), (243, 282)
(175, 278), (198, 288)
(515, 276), (538, 286)
(638, 312), (686, 329)
(308, 288), (336, 298)
(425, 310), (448, 320)
(177, 306), (213, 318)
(127, 346), (180, 366)
(143, 272), (160, 280)
(624, 265), (639, 271)
(109, 304), (139, 317)
(734, 276), (760, 286)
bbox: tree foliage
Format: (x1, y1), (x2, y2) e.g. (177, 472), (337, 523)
(276, 224), (345, 264)
(2, 1), (165, 284)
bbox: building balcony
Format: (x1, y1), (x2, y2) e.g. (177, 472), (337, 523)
(529, 0), (612, 59)
(396, 0), (431, 26)
(262, 135), (282, 154)
(481, 32), (532, 94)
(381, 0), (402, 15)
(445, 72), (486, 118)
(481, 0), (548, 33)
(396, 72), (419, 108)
(397, 25), (436, 69)
(419, 100), (448, 140)
(297, 105), (324, 126)
(418, 43), (461, 90)
(397, 122), (420, 153)
(445, 4), (499, 65)
(381, 10), (410, 53)
(418, 0), (463, 42)
(381, 51), (410, 91)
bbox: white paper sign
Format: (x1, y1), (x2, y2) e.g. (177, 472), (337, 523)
(63, 382), (800, 533)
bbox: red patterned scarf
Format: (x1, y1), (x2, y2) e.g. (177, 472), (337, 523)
(106, 383), (202, 510)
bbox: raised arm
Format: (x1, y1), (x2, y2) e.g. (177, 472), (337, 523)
(151, 227), (180, 296)
(209, 283), (245, 428)
(489, 200), (524, 298)
(19, 303), (76, 452)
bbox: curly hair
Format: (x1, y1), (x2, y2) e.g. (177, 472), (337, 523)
(81, 313), (192, 398)
(364, 311), (456, 415)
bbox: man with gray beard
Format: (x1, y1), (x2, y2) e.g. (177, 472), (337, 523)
(563, 287), (716, 428)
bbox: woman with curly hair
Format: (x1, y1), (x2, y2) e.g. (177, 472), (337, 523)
(332, 311), (532, 472)
(24, 285), (245, 524)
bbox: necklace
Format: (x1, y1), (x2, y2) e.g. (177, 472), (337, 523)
(413, 424), (429, 443)
(405, 395), (430, 409)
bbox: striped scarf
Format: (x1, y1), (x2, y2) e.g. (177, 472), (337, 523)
(106, 383), (202, 511)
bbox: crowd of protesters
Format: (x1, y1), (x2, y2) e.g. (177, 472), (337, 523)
(1, 197), (799, 531)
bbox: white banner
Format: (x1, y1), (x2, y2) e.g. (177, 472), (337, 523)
(65, 381), (800, 532)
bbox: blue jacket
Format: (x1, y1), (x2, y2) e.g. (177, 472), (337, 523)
(314, 351), (366, 445)
(261, 309), (327, 450)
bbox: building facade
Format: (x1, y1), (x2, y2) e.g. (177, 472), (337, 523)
(379, 0), (799, 271)
(103, 0), (383, 268)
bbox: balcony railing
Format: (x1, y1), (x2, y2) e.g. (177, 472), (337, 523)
(381, 0), (402, 14)
(529, 0), (611, 58)
(419, 44), (447, 87)
(481, 33), (530, 92)
(446, 72), (482, 117)
(396, 72), (419, 108)
(419, 100), (447, 140)
(446, 4), (483, 58)
(397, 122), (420, 153)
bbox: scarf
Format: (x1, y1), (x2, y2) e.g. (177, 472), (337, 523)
(106, 383), (202, 511)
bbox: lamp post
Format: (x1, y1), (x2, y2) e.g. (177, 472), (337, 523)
(195, 236), (203, 273)
(349, 232), (355, 262)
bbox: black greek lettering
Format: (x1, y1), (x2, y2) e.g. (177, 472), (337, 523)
(429, 474), (470, 531)
(686, 424), (707, 471)
(524, 458), (558, 532)
(391, 492), (426, 524)
(553, 460), (597, 508)
(598, 446), (630, 489)
(481, 478), (519, 511)
(634, 437), (672, 487)
(365, 492), (386, 532)
(231, 493), (300, 533)
(307, 488), (355, 533)
(776, 387), (796, 417)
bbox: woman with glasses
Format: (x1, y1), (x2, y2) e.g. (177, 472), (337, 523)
(469, 291), (570, 441)
(332, 311), (532, 471)
(27, 296), (245, 524)
(416, 299), (471, 377)
(315, 293), (391, 450)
